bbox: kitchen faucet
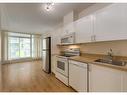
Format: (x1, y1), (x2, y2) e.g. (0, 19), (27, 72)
(107, 48), (113, 62)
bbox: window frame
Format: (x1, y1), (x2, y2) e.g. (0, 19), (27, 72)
(8, 35), (32, 60)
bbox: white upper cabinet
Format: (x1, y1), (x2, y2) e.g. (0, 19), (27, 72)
(75, 4), (127, 44)
(94, 4), (127, 41)
(75, 15), (94, 43)
(51, 28), (62, 54)
(63, 22), (75, 35)
(63, 11), (75, 36)
(122, 4), (127, 35)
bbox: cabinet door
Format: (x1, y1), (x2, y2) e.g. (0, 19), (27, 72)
(122, 71), (127, 92)
(69, 60), (87, 92)
(51, 55), (57, 74)
(94, 4), (127, 41)
(123, 4), (127, 36)
(0, 64), (2, 91)
(51, 28), (61, 54)
(63, 22), (74, 35)
(89, 64), (122, 92)
(75, 15), (93, 43)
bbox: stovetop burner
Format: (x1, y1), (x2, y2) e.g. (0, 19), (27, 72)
(59, 48), (80, 58)
(60, 54), (75, 57)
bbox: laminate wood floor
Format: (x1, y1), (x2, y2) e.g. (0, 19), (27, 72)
(0, 61), (74, 92)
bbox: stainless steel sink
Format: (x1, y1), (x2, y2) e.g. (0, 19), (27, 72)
(94, 59), (127, 66)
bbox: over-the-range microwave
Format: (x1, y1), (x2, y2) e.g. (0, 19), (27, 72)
(61, 33), (75, 45)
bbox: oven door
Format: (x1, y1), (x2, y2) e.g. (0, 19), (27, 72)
(56, 57), (68, 77)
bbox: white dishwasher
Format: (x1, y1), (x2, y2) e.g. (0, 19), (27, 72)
(69, 60), (88, 92)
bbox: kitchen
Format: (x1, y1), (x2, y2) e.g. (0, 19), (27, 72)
(0, 2), (127, 93)
(44, 3), (127, 92)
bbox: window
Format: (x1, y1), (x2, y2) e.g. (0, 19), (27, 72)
(8, 37), (20, 59)
(2, 31), (41, 61)
(20, 38), (30, 58)
(8, 33), (31, 60)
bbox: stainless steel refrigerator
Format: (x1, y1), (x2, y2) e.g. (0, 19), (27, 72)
(42, 37), (51, 73)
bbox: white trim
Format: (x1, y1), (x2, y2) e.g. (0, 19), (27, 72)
(1, 58), (42, 64)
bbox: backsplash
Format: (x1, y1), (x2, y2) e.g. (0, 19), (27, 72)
(59, 40), (127, 57)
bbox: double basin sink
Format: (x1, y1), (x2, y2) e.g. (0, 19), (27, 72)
(94, 59), (127, 66)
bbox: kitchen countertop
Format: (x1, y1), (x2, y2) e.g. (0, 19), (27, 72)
(69, 54), (127, 72)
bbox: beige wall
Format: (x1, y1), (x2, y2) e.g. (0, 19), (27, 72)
(80, 40), (127, 56)
(60, 40), (127, 57)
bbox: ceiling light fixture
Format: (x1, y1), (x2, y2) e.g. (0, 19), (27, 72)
(45, 2), (54, 11)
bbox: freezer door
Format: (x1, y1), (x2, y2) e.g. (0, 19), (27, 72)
(42, 38), (50, 50)
(42, 50), (50, 73)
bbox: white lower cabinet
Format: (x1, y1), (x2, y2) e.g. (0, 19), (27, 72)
(69, 60), (127, 92)
(123, 71), (127, 92)
(51, 55), (57, 74)
(89, 64), (123, 92)
(69, 60), (88, 92)
(0, 64), (2, 91)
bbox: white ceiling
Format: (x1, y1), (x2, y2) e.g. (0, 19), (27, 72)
(0, 3), (93, 34)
